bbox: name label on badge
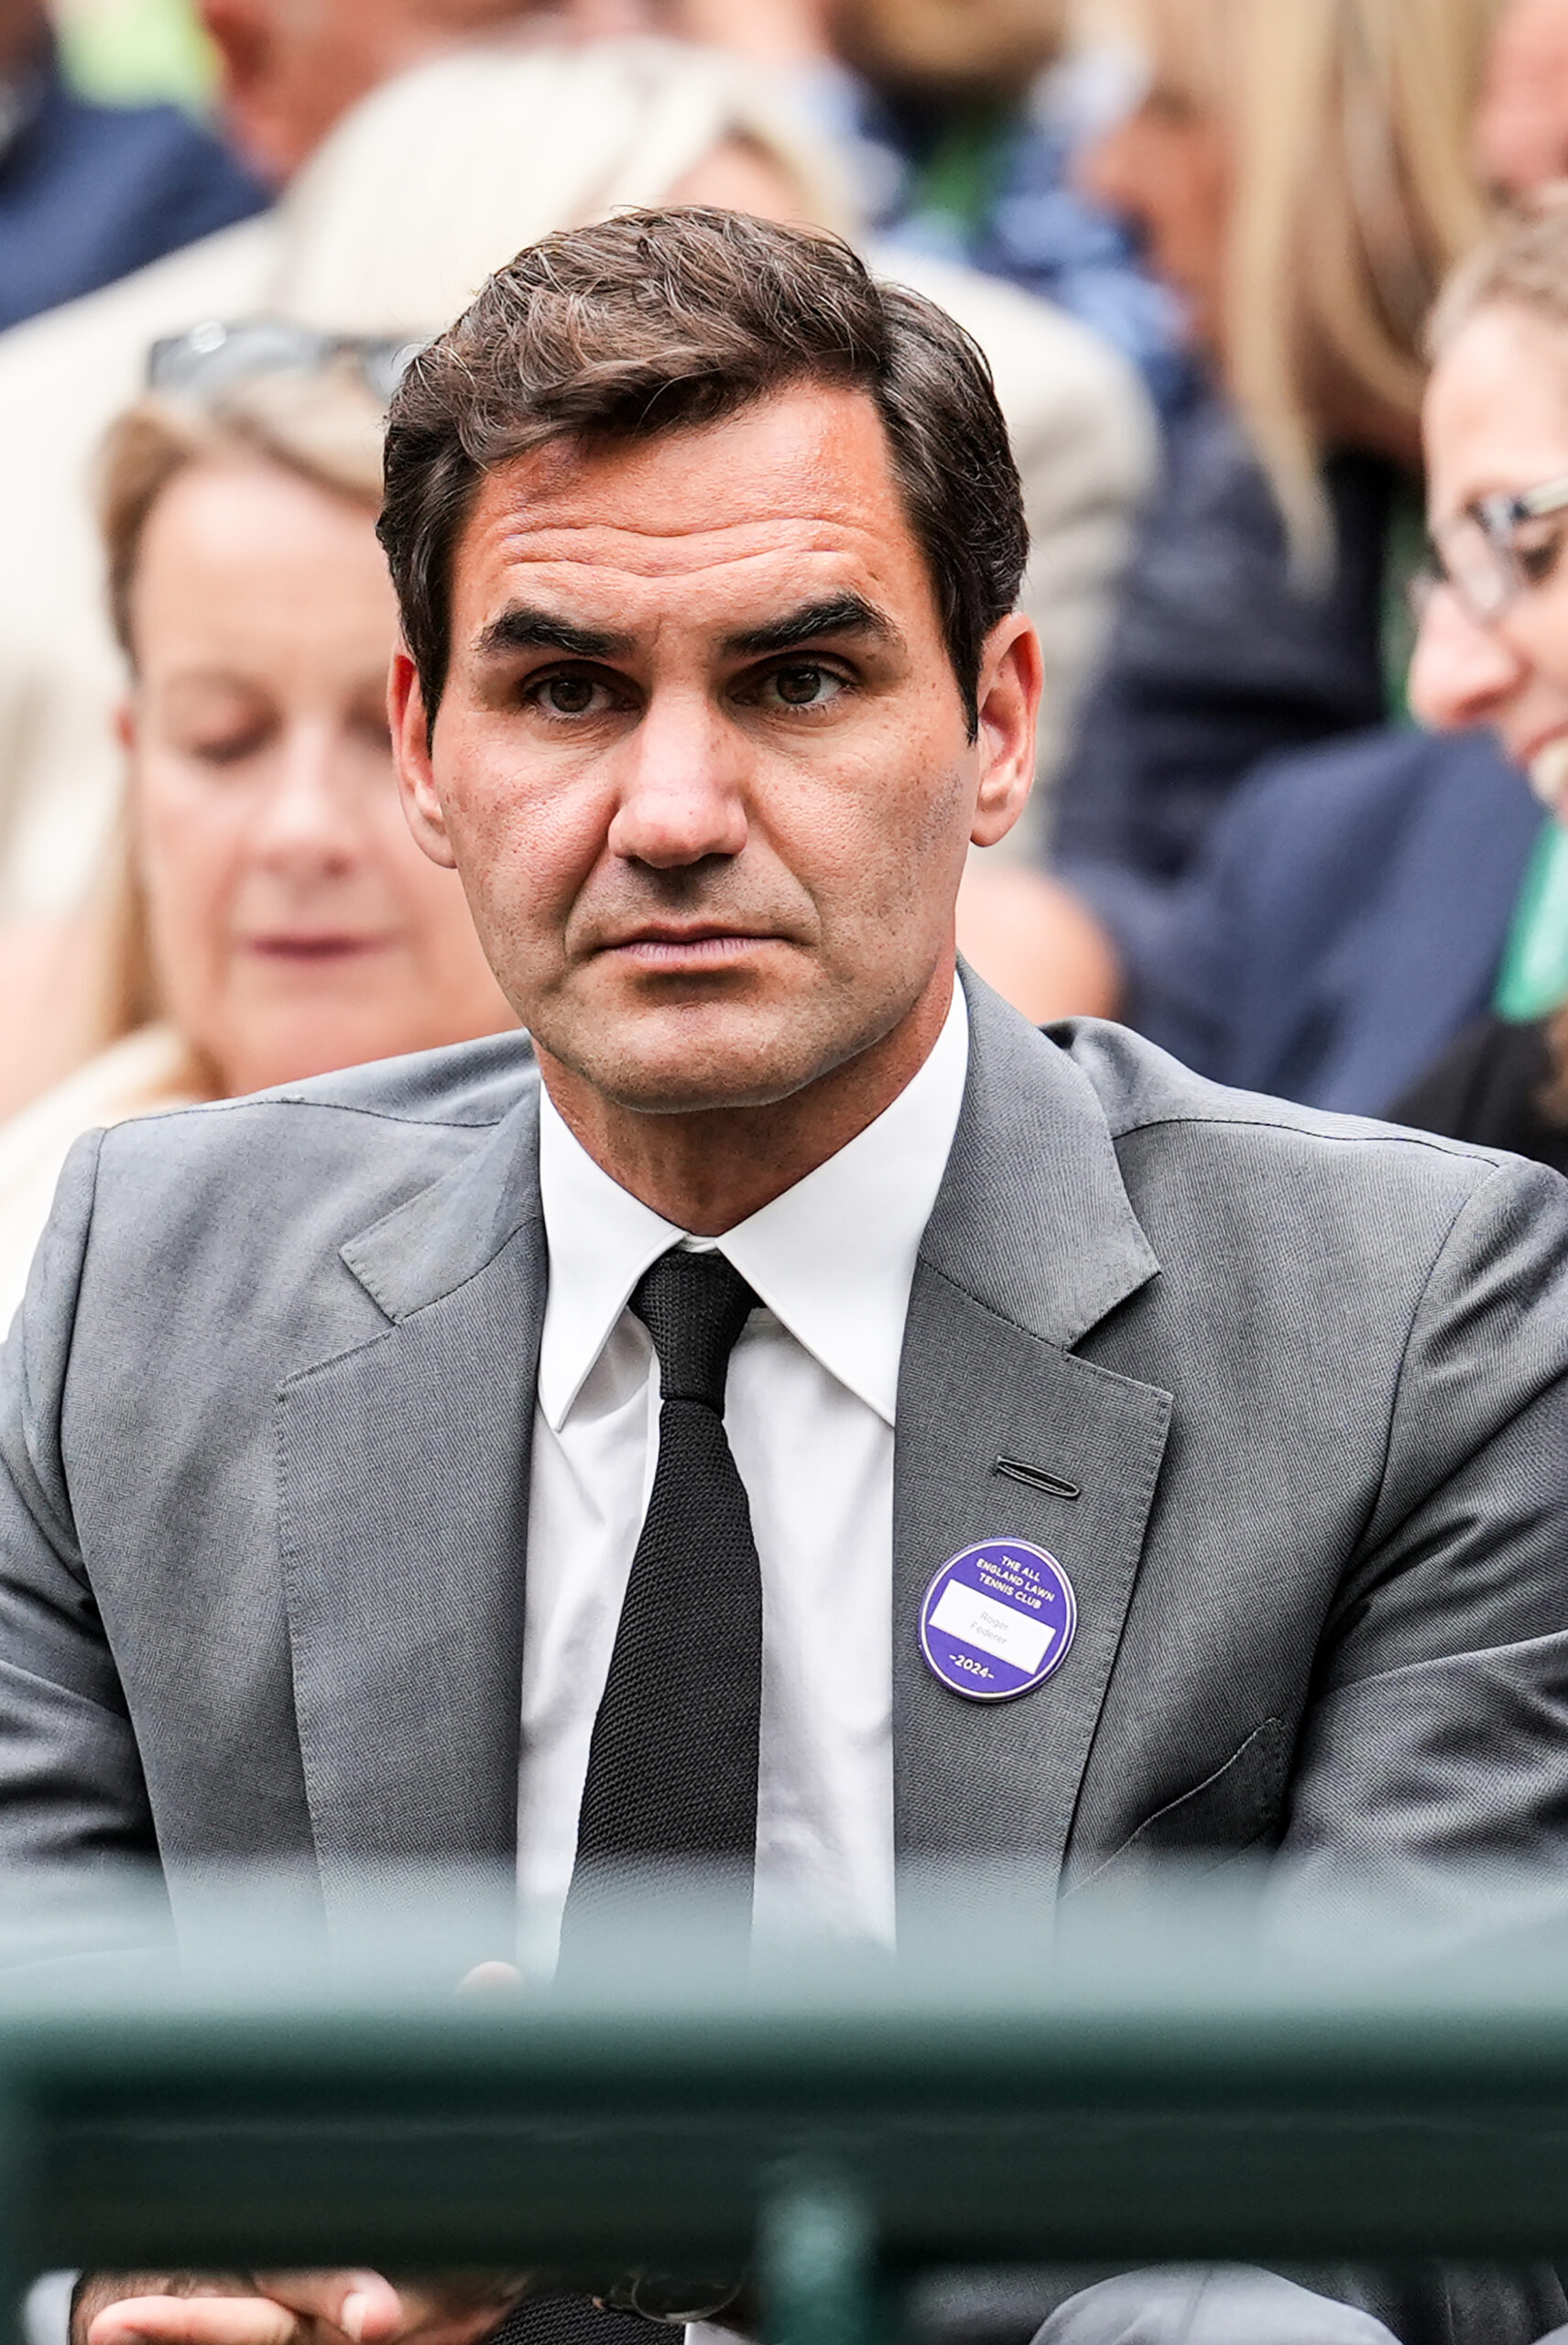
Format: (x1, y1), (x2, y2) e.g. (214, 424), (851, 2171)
(919, 1538), (1077, 1700)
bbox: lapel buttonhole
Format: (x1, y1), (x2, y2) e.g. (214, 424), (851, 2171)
(993, 1456), (1081, 1501)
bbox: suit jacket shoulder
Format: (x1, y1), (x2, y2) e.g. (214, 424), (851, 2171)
(1061, 1006), (1509, 1159)
(0, 1031), (546, 1878)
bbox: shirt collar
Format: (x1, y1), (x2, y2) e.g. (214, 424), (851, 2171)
(537, 981), (969, 1431)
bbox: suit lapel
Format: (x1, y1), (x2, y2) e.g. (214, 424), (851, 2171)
(278, 1082), (545, 1889)
(893, 979), (1171, 1897)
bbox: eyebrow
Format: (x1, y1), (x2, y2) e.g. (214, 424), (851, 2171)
(474, 606), (634, 662)
(472, 591), (903, 667)
(723, 594), (903, 658)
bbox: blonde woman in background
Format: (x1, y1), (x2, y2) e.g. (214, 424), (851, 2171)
(0, 36), (1151, 968)
(0, 355), (517, 1325)
(1094, 0), (1491, 563)
(1039, 0), (1497, 1018)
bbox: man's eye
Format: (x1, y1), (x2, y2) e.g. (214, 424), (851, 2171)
(531, 672), (611, 717)
(765, 663), (844, 709)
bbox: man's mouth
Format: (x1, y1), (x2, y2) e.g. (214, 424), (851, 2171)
(604, 928), (777, 970)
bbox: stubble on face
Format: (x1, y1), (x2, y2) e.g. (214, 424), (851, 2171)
(423, 387), (980, 1132)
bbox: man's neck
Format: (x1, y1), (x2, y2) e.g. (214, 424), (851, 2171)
(536, 967), (956, 1237)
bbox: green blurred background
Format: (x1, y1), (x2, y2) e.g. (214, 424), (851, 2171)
(49, 0), (218, 112)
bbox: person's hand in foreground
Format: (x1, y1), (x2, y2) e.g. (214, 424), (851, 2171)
(78, 2272), (526, 2345)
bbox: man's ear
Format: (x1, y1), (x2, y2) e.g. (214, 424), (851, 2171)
(389, 646), (459, 870)
(113, 698), (136, 757)
(969, 614), (1041, 849)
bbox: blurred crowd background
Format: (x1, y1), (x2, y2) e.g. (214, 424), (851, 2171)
(1, 0), (1566, 1314)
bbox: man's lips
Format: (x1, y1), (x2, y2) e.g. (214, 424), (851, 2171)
(598, 928), (781, 968)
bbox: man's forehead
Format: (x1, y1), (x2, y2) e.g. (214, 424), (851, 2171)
(453, 387), (921, 601)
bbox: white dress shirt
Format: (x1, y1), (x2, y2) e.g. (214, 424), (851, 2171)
(517, 984), (970, 1978)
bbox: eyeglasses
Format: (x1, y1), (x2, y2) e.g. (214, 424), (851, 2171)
(1409, 471), (1568, 629)
(145, 318), (428, 409)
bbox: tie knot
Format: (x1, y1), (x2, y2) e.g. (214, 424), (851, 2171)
(632, 1246), (757, 1410)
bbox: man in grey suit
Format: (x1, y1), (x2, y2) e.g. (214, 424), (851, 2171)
(5, 209), (1568, 2345)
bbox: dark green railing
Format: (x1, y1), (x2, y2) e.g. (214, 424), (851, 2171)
(5, 1870), (1568, 2345)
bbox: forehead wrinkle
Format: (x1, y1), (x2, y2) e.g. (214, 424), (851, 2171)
(460, 381), (923, 615)
(485, 515), (895, 583)
(473, 471), (898, 554)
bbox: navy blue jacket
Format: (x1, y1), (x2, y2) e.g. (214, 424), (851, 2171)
(0, 49), (266, 333)
(1051, 384), (1403, 981)
(1132, 725), (1542, 1116)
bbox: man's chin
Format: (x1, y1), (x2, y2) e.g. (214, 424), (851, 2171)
(586, 1053), (830, 1118)
(540, 1000), (866, 1118)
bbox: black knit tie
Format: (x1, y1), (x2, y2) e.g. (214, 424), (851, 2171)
(562, 1245), (764, 1937)
(513, 1254), (763, 2342)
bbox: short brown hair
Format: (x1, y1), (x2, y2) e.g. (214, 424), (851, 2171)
(377, 206), (1028, 736)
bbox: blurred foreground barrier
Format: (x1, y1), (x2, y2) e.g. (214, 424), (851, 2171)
(4, 1868), (1568, 2343)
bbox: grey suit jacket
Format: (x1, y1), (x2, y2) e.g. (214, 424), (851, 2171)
(5, 971), (1568, 1916)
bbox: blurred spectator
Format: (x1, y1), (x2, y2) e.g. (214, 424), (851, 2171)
(811, 0), (1186, 409)
(648, 0), (1185, 406)
(0, 354), (516, 1323)
(1389, 195), (1568, 1165)
(1474, 0), (1568, 199)
(0, 35), (1150, 950)
(1130, 723), (1539, 1112)
(0, 0), (263, 331)
(195, 0), (567, 182)
(1116, 0), (1568, 1117)
(1046, 0), (1495, 991)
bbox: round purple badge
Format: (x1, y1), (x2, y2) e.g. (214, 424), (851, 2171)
(919, 1538), (1077, 1701)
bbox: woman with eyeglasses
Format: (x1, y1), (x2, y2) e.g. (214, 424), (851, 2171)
(1393, 194), (1568, 1171)
(0, 354), (516, 1325)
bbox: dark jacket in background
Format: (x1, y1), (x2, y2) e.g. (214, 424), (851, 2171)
(1129, 725), (1541, 1116)
(1393, 1016), (1568, 1177)
(0, 45), (266, 334)
(1051, 383), (1402, 987)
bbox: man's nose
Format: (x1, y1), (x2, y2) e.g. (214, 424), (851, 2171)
(1408, 587), (1527, 734)
(607, 693), (748, 869)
